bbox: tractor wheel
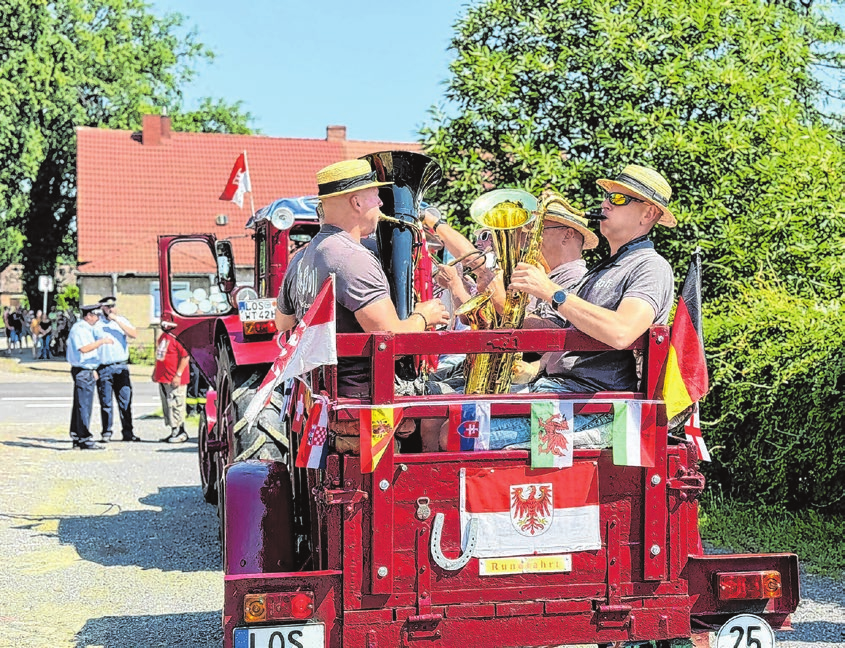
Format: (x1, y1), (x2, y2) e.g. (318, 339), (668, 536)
(197, 408), (218, 505)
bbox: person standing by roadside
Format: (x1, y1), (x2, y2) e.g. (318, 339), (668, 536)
(95, 296), (140, 442)
(8, 307), (22, 353)
(29, 310), (41, 359)
(66, 305), (113, 450)
(3, 307), (11, 355)
(152, 320), (190, 444)
(38, 311), (52, 359)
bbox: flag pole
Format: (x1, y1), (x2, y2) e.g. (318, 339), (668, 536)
(243, 149), (256, 219)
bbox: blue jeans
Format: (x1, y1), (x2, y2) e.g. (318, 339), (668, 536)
(70, 367), (97, 441)
(97, 363), (134, 437)
(39, 333), (52, 359)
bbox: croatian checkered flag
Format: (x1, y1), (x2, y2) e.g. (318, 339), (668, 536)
(295, 394), (330, 469)
(242, 276), (336, 429)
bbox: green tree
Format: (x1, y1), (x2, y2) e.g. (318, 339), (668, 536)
(0, 0), (254, 306)
(421, 0), (845, 300)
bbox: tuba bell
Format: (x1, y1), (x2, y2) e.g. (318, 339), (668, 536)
(459, 189), (543, 394)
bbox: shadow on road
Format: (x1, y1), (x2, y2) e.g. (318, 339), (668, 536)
(75, 610), (223, 648)
(57, 486), (221, 572)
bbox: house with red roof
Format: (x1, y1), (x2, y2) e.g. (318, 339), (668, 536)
(76, 115), (421, 347)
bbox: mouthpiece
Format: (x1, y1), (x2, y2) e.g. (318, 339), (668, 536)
(585, 207), (606, 221)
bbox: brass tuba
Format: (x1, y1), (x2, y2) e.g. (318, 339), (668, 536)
(457, 189), (542, 394)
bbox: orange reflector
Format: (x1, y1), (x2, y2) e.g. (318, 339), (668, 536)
(243, 594), (266, 623)
(243, 320), (278, 336)
(717, 570), (782, 600)
(244, 591), (315, 623)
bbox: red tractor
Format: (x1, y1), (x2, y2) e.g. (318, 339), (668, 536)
(158, 152), (799, 648)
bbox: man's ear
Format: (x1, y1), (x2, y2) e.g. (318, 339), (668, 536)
(644, 204), (661, 226)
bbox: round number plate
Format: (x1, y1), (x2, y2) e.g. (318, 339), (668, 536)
(715, 613), (775, 648)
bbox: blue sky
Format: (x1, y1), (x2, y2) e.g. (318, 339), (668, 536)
(151, 0), (473, 142)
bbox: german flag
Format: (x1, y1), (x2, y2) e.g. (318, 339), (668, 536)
(663, 250), (709, 419)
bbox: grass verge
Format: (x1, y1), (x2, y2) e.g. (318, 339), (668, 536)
(699, 487), (845, 577)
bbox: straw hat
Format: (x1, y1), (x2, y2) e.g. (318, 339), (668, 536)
(316, 159), (392, 199)
(596, 164), (676, 227)
(541, 192), (599, 250)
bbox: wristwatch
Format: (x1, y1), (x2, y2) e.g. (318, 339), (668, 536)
(550, 289), (568, 310)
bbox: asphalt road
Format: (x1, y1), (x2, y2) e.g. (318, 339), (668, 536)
(0, 357), (223, 647)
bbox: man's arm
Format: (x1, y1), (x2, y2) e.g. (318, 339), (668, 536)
(79, 337), (113, 354)
(172, 352), (190, 387)
(509, 262), (656, 350)
(355, 297), (449, 333)
(110, 315), (137, 339)
(275, 308), (297, 333)
(422, 210), (478, 259)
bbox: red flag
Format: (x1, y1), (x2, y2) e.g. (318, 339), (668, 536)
(684, 404), (710, 462)
(220, 152), (252, 208)
(663, 251), (709, 419)
(290, 381), (306, 435)
(359, 406), (403, 473)
(295, 397), (330, 469)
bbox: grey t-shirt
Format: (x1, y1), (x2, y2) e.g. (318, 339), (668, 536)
(527, 258), (588, 325)
(543, 246), (674, 392)
(278, 224), (390, 396)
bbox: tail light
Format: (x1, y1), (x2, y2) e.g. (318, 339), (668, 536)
(717, 571), (782, 600)
(243, 320), (277, 336)
(244, 592), (315, 623)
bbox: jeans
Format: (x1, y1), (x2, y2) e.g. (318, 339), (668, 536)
(97, 363), (134, 437)
(39, 333), (52, 359)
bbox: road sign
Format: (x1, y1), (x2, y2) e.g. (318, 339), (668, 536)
(716, 614), (775, 648)
(38, 275), (54, 292)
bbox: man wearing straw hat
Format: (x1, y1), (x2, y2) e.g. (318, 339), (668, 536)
(510, 164), (675, 393)
(275, 159), (449, 398)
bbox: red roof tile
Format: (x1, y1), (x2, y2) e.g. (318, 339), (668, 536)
(77, 120), (422, 275)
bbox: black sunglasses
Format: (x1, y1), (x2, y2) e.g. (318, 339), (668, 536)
(604, 191), (643, 207)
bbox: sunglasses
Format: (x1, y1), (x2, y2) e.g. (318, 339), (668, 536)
(604, 191), (643, 207)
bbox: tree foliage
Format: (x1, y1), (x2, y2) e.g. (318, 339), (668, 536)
(0, 0), (254, 304)
(422, 0), (845, 508)
(421, 0), (845, 300)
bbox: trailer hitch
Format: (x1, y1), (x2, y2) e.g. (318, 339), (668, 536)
(315, 487), (368, 508)
(667, 466), (705, 501)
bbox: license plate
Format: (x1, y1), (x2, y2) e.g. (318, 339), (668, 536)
(239, 298), (276, 322)
(233, 623), (324, 648)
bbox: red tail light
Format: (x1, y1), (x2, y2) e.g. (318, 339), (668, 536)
(717, 571), (782, 600)
(243, 320), (278, 336)
(244, 591), (315, 623)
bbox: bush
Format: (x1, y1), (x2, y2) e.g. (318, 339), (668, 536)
(702, 280), (845, 512)
(129, 344), (155, 366)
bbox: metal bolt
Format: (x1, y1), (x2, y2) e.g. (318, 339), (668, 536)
(651, 475), (661, 486)
(379, 479), (390, 491)
(656, 335), (664, 344)
(400, 463), (408, 472)
(650, 544), (661, 556)
(377, 566), (388, 578)
(378, 342), (386, 351)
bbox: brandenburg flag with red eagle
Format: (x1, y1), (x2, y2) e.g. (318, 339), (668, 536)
(662, 250), (709, 420)
(359, 406), (404, 473)
(460, 464), (601, 558)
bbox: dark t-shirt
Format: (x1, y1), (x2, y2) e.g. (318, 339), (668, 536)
(278, 224), (390, 396)
(543, 246), (674, 392)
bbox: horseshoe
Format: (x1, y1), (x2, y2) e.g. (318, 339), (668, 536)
(430, 512), (478, 571)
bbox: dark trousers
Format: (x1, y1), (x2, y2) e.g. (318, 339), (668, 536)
(70, 367), (97, 442)
(97, 363), (134, 437)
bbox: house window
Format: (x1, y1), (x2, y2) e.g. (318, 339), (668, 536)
(150, 280), (189, 321)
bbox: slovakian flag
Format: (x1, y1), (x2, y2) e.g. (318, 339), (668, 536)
(359, 406), (403, 473)
(530, 400), (574, 469)
(663, 250), (709, 420)
(612, 400), (657, 467)
(242, 277), (336, 429)
(295, 396), (330, 469)
(447, 402), (491, 451)
(684, 403), (711, 462)
(220, 152), (252, 208)
(460, 463), (601, 558)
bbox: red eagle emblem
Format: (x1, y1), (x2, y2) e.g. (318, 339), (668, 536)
(510, 483), (553, 536)
(372, 420), (393, 442)
(537, 414), (571, 457)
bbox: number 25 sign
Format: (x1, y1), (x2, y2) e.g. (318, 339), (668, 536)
(716, 614), (776, 648)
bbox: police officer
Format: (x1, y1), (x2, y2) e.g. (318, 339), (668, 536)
(95, 296), (140, 442)
(67, 305), (113, 449)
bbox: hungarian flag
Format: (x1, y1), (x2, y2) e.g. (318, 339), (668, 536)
(359, 406), (403, 473)
(612, 400), (657, 467)
(530, 400), (574, 468)
(220, 152), (252, 208)
(663, 250), (709, 420)
(684, 403), (711, 462)
(242, 277), (336, 429)
(460, 463), (601, 558)
(447, 402), (491, 451)
(295, 396), (330, 469)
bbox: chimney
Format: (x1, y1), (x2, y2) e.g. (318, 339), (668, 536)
(326, 125), (347, 142)
(142, 113), (171, 145)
